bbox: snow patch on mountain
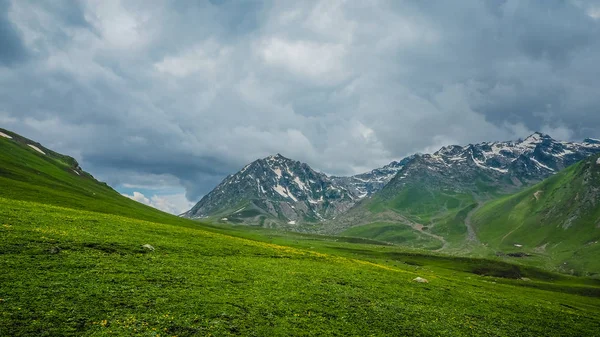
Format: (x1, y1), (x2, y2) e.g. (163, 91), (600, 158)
(273, 184), (297, 202)
(28, 144), (46, 155)
(530, 157), (554, 172)
(518, 133), (543, 149)
(294, 176), (307, 191)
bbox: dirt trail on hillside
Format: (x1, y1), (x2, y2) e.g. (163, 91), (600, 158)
(401, 217), (448, 251)
(501, 224), (524, 243)
(330, 209), (448, 250)
(464, 201), (483, 244)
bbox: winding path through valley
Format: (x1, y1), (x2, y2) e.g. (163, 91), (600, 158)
(464, 201), (483, 244)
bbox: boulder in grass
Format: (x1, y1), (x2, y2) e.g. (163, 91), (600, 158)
(412, 277), (429, 283)
(141, 244), (155, 252)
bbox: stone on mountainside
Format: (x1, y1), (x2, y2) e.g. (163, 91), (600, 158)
(413, 277), (429, 283)
(141, 244), (155, 251)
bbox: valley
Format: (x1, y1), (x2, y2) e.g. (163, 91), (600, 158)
(1, 128), (600, 336)
(183, 132), (600, 277)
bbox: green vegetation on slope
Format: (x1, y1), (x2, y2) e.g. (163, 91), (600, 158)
(472, 155), (600, 276)
(0, 131), (193, 226)
(340, 222), (443, 249)
(2, 129), (600, 335)
(342, 182), (478, 250)
(368, 184), (475, 224)
(3, 198), (600, 336)
(429, 203), (477, 246)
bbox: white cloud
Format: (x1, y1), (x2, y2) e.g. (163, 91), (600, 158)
(123, 191), (193, 215)
(84, 0), (153, 50)
(257, 37), (349, 85)
(0, 112), (18, 125)
(154, 40), (230, 78)
(540, 125), (574, 141)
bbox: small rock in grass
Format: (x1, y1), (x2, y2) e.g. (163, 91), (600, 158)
(49, 246), (61, 254)
(520, 277), (531, 281)
(141, 244), (155, 251)
(413, 277), (429, 283)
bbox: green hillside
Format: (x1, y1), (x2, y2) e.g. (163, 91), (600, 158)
(329, 181), (479, 251)
(0, 128), (193, 226)
(340, 222), (444, 249)
(368, 184), (475, 224)
(1, 130), (600, 335)
(472, 155), (600, 276)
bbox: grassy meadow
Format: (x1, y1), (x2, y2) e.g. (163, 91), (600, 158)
(1, 131), (600, 335)
(2, 198), (600, 336)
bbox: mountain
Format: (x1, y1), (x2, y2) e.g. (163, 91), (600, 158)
(182, 154), (357, 227)
(187, 132), (600, 232)
(382, 132), (600, 196)
(471, 154), (600, 275)
(330, 132), (600, 247)
(183, 154), (419, 227)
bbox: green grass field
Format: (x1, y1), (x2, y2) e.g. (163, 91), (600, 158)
(2, 131), (600, 335)
(3, 198), (600, 336)
(340, 222), (443, 249)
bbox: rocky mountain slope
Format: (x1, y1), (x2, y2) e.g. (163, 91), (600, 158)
(381, 132), (600, 197)
(331, 156), (415, 198)
(185, 133), (600, 230)
(182, 154), (357, 227)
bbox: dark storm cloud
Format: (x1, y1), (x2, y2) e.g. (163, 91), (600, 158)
(2, 0), (600, 211)
(0, 0), (28, 65)
(39, 1), (91, 29)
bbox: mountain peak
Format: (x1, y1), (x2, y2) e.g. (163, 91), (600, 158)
(265, 153), (290, 162)
(524, 131), (551, 142)
(185, 153), (356, 223)
(516, 132), (554, 149)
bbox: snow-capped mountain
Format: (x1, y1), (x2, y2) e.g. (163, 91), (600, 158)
(184, 133), (600, 228)
(382, 132), (600, 196)
(182, 154), (356, 225)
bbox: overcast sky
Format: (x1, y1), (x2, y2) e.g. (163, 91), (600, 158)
(2, 0), (600, 214)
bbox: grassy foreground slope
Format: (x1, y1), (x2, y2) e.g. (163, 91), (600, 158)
(472, 155), (600, 276)
(1, 129), (600, 335)
(3, 198), (600, 336)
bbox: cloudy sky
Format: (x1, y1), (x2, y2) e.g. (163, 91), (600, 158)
(2, 0), (600, 214)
